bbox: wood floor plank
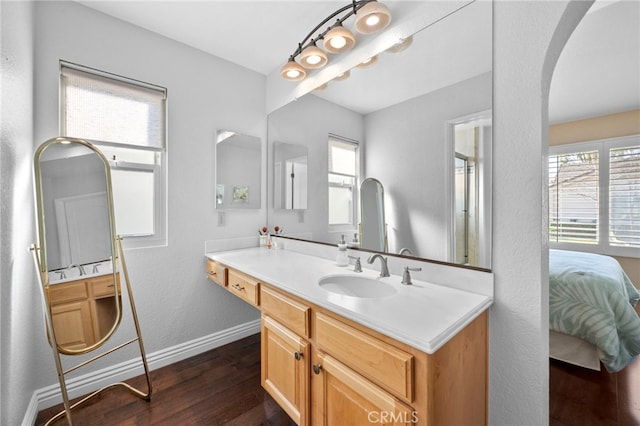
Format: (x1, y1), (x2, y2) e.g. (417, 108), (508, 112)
(35, 333), (293, 426)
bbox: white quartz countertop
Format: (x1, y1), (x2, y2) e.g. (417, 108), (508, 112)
(206, 248), (492, 354)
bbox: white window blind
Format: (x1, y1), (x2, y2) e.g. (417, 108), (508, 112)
(60, 62), (167, 246)
(609, 146), (640, 248)
(548, 150), (599, 244)
(61, 63), (166, 149)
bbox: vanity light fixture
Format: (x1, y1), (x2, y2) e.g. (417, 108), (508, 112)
(280, 0), (392, 82)
(333, 70), (351, 81)
(387, 35), (413, 53)
(357, 55), (378, 68)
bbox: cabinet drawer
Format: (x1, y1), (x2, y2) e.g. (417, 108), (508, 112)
(227, 269), (260, 307)
(206, 259), (227, 287)
(48, 280), (88, 304)
(261, 286), (310, 338)
(315, 312), (414, 402)
(91, 274), (120, 298)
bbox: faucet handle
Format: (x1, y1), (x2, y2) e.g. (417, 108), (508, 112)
(401, 266), (422, 285)
(348, 255), (362, 273)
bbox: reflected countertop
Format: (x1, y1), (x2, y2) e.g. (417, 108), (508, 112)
(48, 260), (114, 285)
(206, 247), (492, 354)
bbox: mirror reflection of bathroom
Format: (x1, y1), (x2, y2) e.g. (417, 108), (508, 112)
(35, 140), (121, 353)
(274, 142), (308, 210)
(450, 110), (492, 267)
(215, 130), (262, 209)
(360, 178), (387, 252)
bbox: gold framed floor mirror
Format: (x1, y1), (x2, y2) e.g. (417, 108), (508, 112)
(31, 137), (152, 425)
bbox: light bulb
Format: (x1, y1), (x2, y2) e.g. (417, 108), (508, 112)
(286, 69), (301, 78)
(366, 15), (380, 27)
(306, 55), (322, 65)
(330, 36), (347, 49)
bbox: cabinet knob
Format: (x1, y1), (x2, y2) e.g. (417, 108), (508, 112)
(232, 283), (245, 291)
(312, 364), (323, 375)
(294, 351), (303, 361)
(208, 271), (217, 276)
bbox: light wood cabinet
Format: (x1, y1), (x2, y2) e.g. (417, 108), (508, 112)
(262, 315), (309, 425)
(48, 274), (121, 350)
(312, 352), (415, 426)
(206, 259), (227, 287)
(206, 262), (487, 426)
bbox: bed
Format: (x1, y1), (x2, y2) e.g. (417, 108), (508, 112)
(549, 249), (640, 372)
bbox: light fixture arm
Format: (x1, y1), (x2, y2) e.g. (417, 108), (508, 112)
(288, 0), (375, 61)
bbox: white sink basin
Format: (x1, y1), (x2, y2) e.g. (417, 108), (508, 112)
(318, 275), (396, 298)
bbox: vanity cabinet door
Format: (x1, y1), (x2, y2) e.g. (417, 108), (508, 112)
(261, 315), (309, 426)
(312, 352), (414, 426)
(50, 300), (94, 350)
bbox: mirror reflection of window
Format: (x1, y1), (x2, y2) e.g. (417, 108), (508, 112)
(60, 61), (167, 246)
(328, 135), (359, 226)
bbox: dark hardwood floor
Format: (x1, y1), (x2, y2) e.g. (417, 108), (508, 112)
(37, 328), (640, 425)
(550, 347), (640, 426)
(36, 333), (294, 426)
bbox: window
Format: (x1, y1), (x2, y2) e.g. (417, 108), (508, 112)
(328, 135), (359, 226)
(548, 135), (640, 256)
(60, 61), (167, 247)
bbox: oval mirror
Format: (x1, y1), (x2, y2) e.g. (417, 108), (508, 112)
(34, 137), (121, 355)
(360, 178), (387, 252)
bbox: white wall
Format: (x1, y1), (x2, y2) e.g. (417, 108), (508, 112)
(267, 94), (364, 243)
(0, 2), (41, 424)
(27, 0), (266, 410)
(0, 1), (596, 425)
(490, 1), (592, 424)
(364, 72), (492, 260)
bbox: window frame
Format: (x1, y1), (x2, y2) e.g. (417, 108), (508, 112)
(59, 61), (168, 249)
(328, 134), (360, 230)
(549, 134), (640, 258)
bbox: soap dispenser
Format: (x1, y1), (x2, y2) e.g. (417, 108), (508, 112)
(336, 235), (349, 267)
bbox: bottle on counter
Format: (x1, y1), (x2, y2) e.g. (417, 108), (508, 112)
(336, 234), (349, 266)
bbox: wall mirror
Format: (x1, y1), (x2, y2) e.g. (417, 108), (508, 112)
(215, 130), (262, 209)
(267, 0), (492, 269)
(274, 142), (308, 210)
(34, 138), (120, 354)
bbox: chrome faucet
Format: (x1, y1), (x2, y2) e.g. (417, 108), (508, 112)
(399, 248), (413, 256)
(348, 255), (363, 273)
(367, 254), (390, 277)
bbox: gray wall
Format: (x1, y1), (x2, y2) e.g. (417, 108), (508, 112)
(364, 72), (492, 260)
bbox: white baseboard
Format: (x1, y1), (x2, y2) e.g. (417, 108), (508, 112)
(22, 319), (261, 425)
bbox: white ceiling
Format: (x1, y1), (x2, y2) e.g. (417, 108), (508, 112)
(77, 0), (639, 122)
(549, 0), (640, 123)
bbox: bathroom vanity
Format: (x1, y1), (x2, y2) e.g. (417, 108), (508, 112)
(206, 248), (491, 426)
(47, 273), (121, 351)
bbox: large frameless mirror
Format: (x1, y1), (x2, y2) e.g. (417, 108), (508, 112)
(34, 138), (120, 354)
(215, 130), (262, 209)
(267, 0), (492, 269)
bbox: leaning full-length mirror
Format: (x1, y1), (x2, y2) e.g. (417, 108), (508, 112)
(267, 0), (492, 269)
(360, 178), (387, 252)
(34, 138), (121, 354)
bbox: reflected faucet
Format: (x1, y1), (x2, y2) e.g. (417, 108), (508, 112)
(69, 264), (86, 276)
(367, 254), (390, 277)
(399, 248), (413, 256)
